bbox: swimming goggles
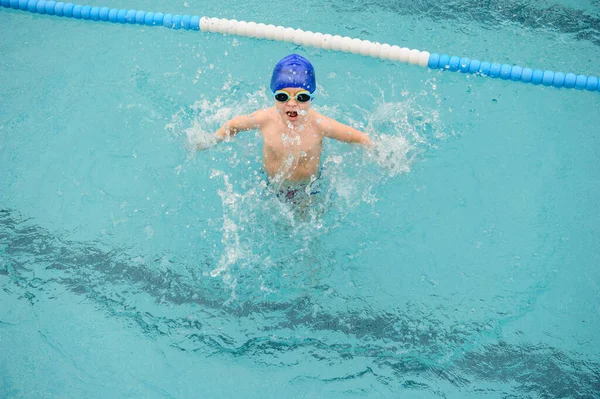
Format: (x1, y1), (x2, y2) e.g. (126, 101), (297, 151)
(273, 90), (313, 103)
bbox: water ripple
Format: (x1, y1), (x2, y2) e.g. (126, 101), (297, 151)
(331, 0), (600, 46)
(1, 208), (599, 397)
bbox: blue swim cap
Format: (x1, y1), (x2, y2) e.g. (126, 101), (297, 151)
(270, 54), (316, 94)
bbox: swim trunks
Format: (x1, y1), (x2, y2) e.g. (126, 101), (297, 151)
(265, 172), (322, 205)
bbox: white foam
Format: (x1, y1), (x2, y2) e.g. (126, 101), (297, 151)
(166, 80), (445, 299)
(166, 86), (269, 154)
(185, 120), (219, 150)
(367, 134), (414, 177)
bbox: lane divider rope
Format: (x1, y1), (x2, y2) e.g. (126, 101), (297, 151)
(2, 1), (598, 92)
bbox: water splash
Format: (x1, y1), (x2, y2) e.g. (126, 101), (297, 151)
(367, 134), (414, 177)
(165, 85), (270, 154)
(165, 81), (446, 298)
(363, 85), (444, 177)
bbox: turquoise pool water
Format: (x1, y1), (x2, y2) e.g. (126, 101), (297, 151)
(1, 0), (600, 397)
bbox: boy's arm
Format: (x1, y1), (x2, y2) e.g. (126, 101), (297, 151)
(316, 113), (372, 145)
(215, 110), (266, 142)
(196, 110), (269, 150)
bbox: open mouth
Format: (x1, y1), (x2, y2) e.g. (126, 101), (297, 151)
(286, 111), (298, 118)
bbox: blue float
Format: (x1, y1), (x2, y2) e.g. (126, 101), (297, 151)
(521, 68), (533, 83)
(144, 11), (154, 25)
(499, 64), (511, 80)
(552, 72), (565, 88)
(26, 0), (37, 12)
(542, 71), (554, 86)
(90, 6), (99, 20)
(190, 15), (200, 30)
(489, 63), (501, 78)
(98, 6), (108, 20)
(182, 14), (191, 29)
(81, 5), (91, 19)
(116, 9), (126, 23)
(72, 4), (82, 18)
(171, 14), (182, 29)
(153, 12), (164, 25)
(510, 65), (522, 81)
(438, 54), (450, 69)
(564, 73), (576, 88)
(54, 1), (63, 15)
(62, 2), (73, 17)
(124, 9), (134, 23)
(36, 0), (46, 14)
(448, 56), (460, 72)
(427, 53), (440, 69)
(458, 58), (470, 73)
(586, 76), (598, 92)
(479, 62), (491, 76)
(468, 59), (481, 74)
(163, 13), (172, 27)
(135, 10), (145, 24)
(575, 75), (587, 90)
(531, 69), (543, 85)
(107, 8), (117, 22)
(45, 0), (55, 14)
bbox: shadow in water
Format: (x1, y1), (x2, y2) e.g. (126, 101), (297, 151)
(1, 208), (598, 397)
(333, 0), (600, 47)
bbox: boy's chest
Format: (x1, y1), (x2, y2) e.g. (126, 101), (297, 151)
(262, 127), (323, 158)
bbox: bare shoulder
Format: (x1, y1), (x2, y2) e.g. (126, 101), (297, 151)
(310, 110), (371, 145)
(252, 107), (278, 126)
(308, 110), (329, 135)
(310, 110), (338, 134)
(309, 109), (325, 122)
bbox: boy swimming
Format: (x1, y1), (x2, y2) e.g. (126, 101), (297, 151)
(201, 54), (371, 199)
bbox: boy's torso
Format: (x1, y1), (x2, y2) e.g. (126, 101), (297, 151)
(260, 108), (324, 182)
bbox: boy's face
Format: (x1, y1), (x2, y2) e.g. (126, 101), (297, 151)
(274, 87), (312, 125)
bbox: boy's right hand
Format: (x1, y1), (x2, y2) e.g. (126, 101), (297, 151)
(190, 129), (218, 150)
